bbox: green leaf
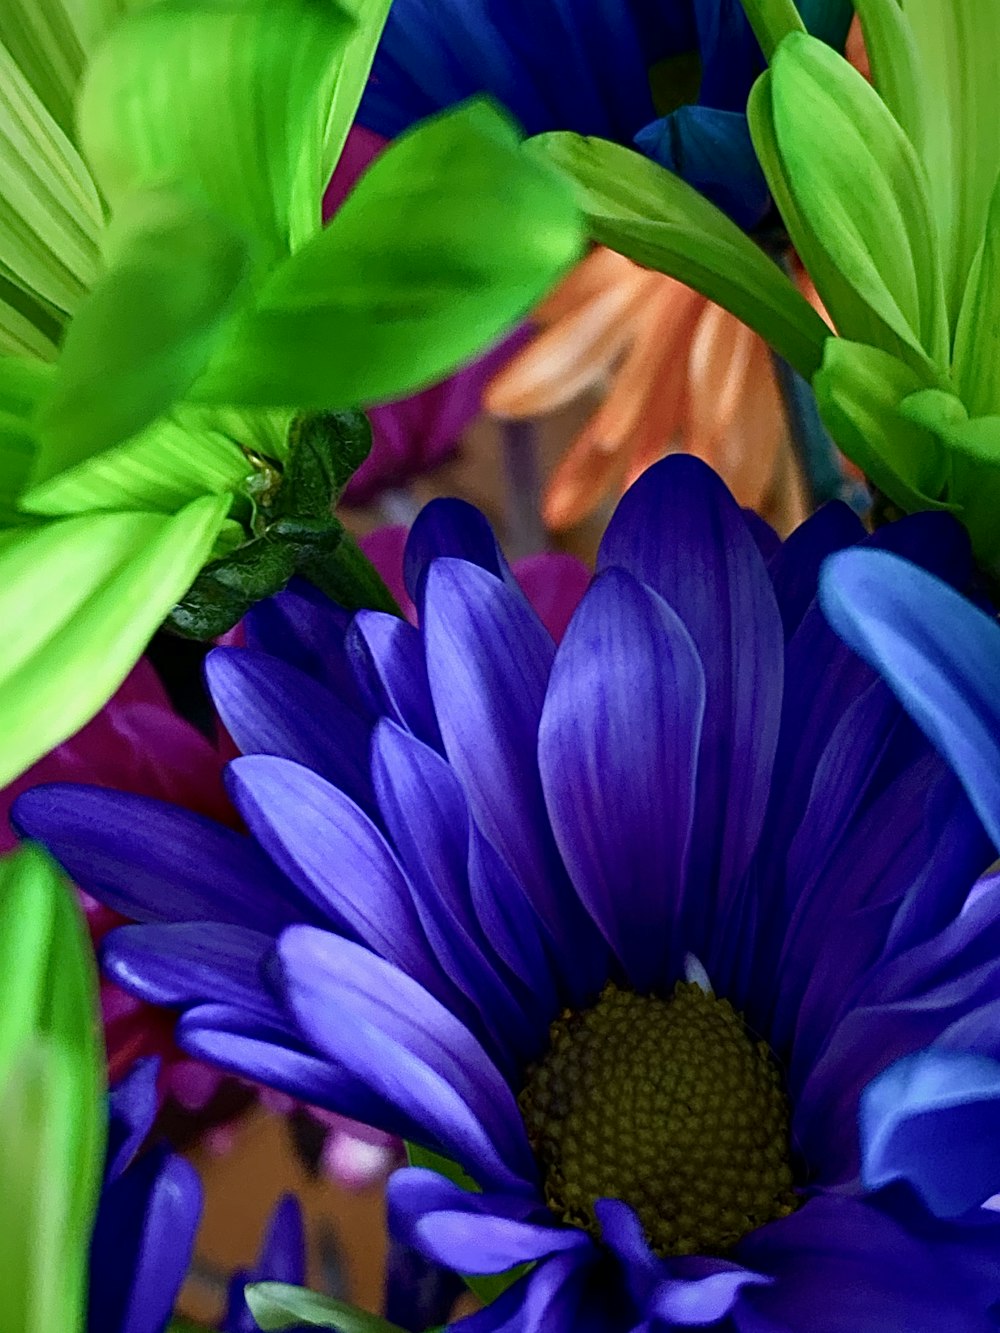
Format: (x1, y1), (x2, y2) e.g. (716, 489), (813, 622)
(899, 0), (1000, 326)
(165, 531), (302, 640)
(192, 100), (584, 410)
(0, 274), (61, 360)
(813, 337), (955, 514)
(320, 0), (394, 183)
(0, 358), (49, 523)
(953, 173), (1000, 416)
(22, 413), (251, 517)
(78, 0), (357, 271)
(0, 491), (228, 786)
(0, 0), (90, 142)
(273, 411), (373, 519)
(33, 191), (250, 488)
(767, 33), (948, 366)
(795, 0), (854, 48)
(247, 1283), (404, 1332)
(736, 0), (805, 59)
(527, 130), (828, 379)
(850, 0), (927, 161)
(0, 843), (105, 1333)
(0, 37), (102, 321)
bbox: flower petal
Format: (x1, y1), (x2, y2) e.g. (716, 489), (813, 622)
(404, 498), (520, 606)
(12, 784), (301, 931)
(227, 755), (445, 998)
(101, 922), (273, 1011)
(346, 610), (442, 748)
(539, 567), (703, 990)
(278, 926), (535, 1190)
(205, 647), (374, 812)
(244, 578), (359, 704)
(860, 1049), (1000, 1218)
(766, 500), (865, 639)
(388, 1166), (586, 1274)
(820, 549), (1000, 854)
(598, 456), (783, 937)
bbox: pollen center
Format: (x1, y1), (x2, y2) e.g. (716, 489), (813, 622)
(518, 981), (797, 1257)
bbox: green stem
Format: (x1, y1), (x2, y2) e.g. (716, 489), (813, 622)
(298, 530), (402, 617)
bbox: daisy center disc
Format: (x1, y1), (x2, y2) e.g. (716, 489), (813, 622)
(518, 980), (798, 1257)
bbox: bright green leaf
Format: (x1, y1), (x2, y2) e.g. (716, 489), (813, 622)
(34, 191), (250, 487)
(899, 0), (1000, 325)
(953, 173), (1000, 415)
(0, 0), (86, 141)
(850, 0), (927, 161)
(0, 358), (49, 523)
(527, 130), (828, 379)
(768, 33), (948, 366)
(321, 0), (394, 183)
(0, 844), (105, 1333)
(78, 0), (356, 271)
(22, 413), (250, 517)
(0, 38), (102, 321)
(813, 337), (955, 515)
(0, 491), (228, 785)
(191, 99), (584, 409)
(247, 1283), (404, 1332)
(736, 0), (805, 60)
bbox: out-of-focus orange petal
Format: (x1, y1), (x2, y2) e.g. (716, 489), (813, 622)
(715, 336), (784, 510)
(542, 416), (629, 530)
(533, 245), (643, 325)
(485, 268), (655, 417)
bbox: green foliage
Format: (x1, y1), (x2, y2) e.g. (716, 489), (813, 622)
(191, 99), (585, 410)
(247, 1284), (405, 1332)
(0, 494), (228, 785)
(526, 132), (827, 379)
(0, 843), (105, 1333)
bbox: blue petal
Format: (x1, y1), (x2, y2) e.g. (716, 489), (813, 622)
(244, 578), (359, 705)
(102, 922), (274, 1012)
(221, 1195), (306, 1333)
(538, 568), (704, 991)
(388, 1167), (587, 1274)
(346, 610), (442, 748)
(105, 1059), (159, 1183)
(227, 755), (447, 999)
(278, 926), (536, 1191)
(861, 1049), (1000, 1218)
(635, 106), (768, 228)
(599, 456), (784, 950)
(89, 1149), (201, 1333)
(820, 550), (1000, 855)
(12, 785), (303, 932)
(423, 557), (604, 996)
(403, 498), (521, 607)
(371, 720), (543, 1067)
(736, 1194), (998, 1331)
(766, 501), (865, 640)
(205, 648), (375, 813)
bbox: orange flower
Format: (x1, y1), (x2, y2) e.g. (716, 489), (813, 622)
(485, 246), (813, 533)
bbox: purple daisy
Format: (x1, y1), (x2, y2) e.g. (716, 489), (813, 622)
(18, 458), (1000, 1330)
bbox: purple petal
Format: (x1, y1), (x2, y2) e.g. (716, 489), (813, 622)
(423, 557), (603, 991)
(860, 1049), (1000, 1218)
(735, 1195), (994, 1332)
(222, 1195), (306, 1332)
(205, 648), (374, 812)
(12, 785), (301, 931)
(105, 1059), (159, 1182)
(599, 455), (784, 942)
(371, 721), (543, 1065)
(346, 610), (442, 748)
(278, 926), (535, 1191)
(404, 500), (520, 605)
(102, 922), (273, 1011)
(449, 1254), (593, 1333)
(90, 1149), (202, 1333)
(227, 755), (445, 998)
(244, 579), (361, 707)
(820, 550), (1000, 855)
(765, 501), (865, 639)
(539, 568), (703, 991)
(388, 1167), (586, 1274)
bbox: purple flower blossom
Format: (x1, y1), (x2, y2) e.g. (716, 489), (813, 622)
(19, 458), (1000, 1330)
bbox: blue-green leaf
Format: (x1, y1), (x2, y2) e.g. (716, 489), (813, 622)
(247, 1284), (404, 1332)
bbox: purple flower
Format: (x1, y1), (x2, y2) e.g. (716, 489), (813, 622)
(19, 458), (1000, 1330)
(89, 1060), (202, 1333)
